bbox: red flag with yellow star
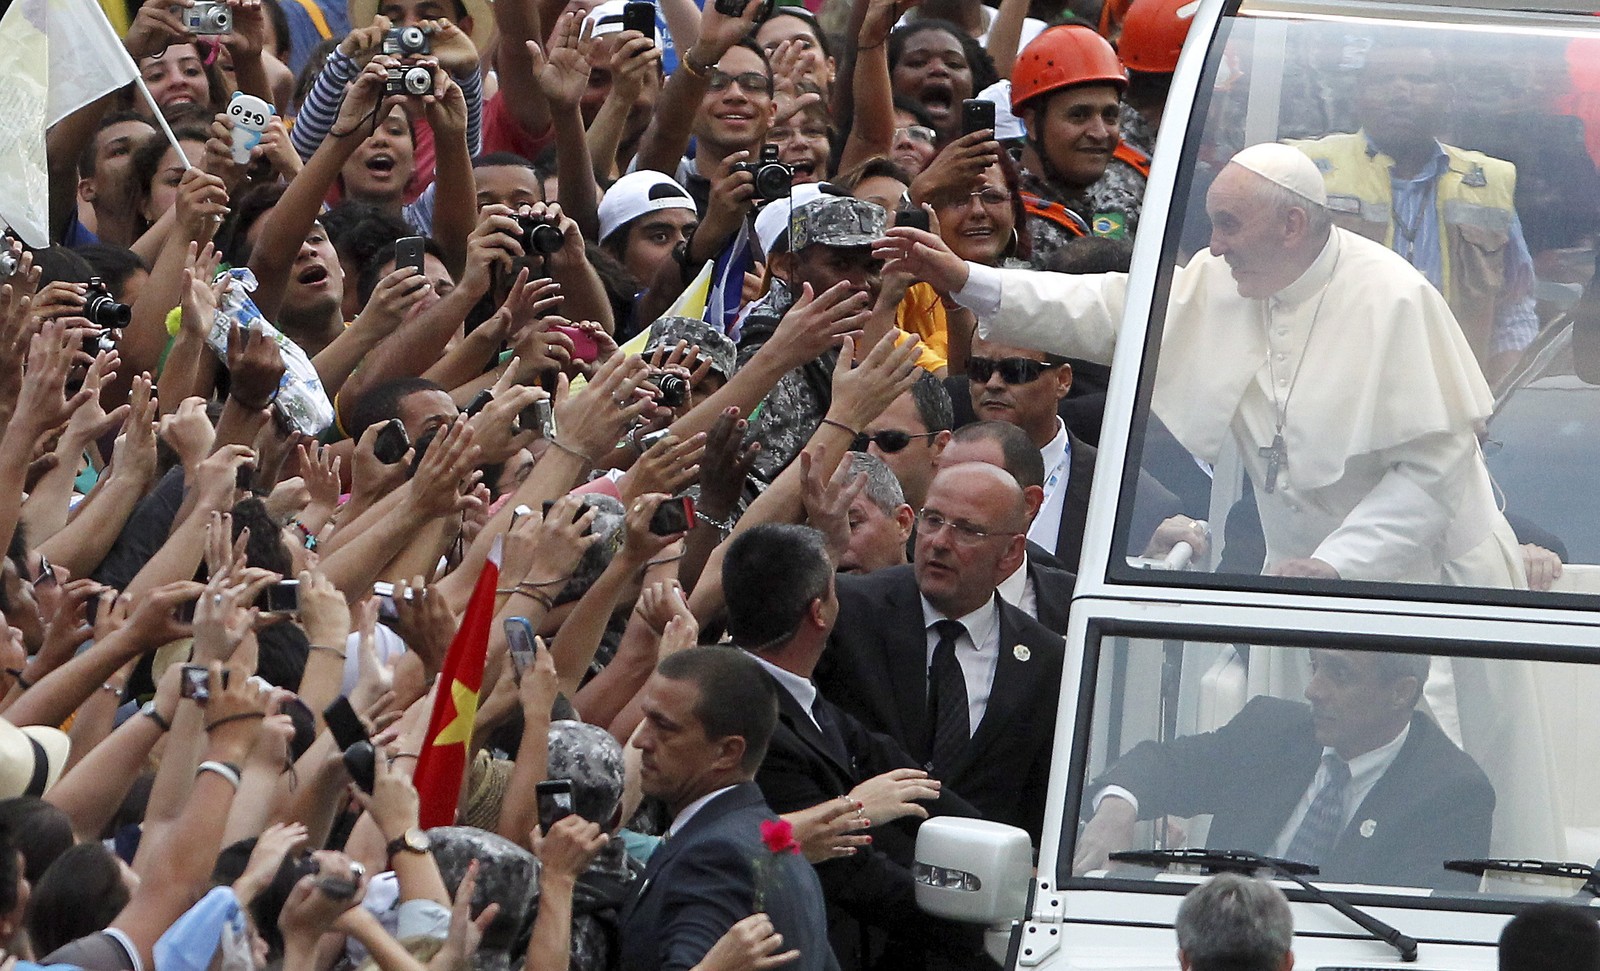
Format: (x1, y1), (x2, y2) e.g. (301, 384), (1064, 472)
(412, 541), (501, 828)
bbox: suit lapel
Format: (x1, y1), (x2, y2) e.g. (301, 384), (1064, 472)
(1055, 434), (1096, 567)
(884, 573), (933, 761)
(963, 602), (1030, 773)
(773, 682), (852, 777)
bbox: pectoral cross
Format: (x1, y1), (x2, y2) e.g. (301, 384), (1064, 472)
(1259, 434), (1286, 494)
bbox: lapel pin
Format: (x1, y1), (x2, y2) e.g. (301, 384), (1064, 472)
(1013, 645), (1031, 662)
(1359, 819), (1377, 839)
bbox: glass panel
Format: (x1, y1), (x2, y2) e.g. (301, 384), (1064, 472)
(1068, 634), (1596, 899)
(1112, 3), (1600, 599)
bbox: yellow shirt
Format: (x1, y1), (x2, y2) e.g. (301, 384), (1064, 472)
(896, 283), (950, 373)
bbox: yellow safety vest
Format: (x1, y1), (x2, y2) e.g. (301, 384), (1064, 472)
(1288, 131), (1517, 362)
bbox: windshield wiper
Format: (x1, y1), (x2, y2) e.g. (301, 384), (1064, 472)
(1110, 848), (1418, 963)
(1445, 858), (1600, 897)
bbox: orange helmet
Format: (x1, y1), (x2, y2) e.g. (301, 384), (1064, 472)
(1118, 0), (1196, 73)
(1010, 25), (1128, 113)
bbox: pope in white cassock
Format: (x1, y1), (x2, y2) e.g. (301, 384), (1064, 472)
(873, 142), (1564, 864)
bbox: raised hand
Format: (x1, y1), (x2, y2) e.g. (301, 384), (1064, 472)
(527, 11), (594, 111)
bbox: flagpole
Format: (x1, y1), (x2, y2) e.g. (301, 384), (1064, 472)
(129, 70), (194, 169)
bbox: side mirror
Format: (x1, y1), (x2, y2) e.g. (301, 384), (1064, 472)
(913, 817), (1033, 925)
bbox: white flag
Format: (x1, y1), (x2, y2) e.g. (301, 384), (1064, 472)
(0, 0), (140, 246)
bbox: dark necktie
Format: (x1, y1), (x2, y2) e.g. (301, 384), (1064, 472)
(810, 696), (851, 767)
(926, 619), (969, 776)
(1285, 753), (1352, 866)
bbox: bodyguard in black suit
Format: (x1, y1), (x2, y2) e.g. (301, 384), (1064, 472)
(722, 524), (994, 971)
(817, 464), (1066, 842)
(1075, 649), (1493, 890)
(621, 648), (838, 971)
(937, 422), (1077, 635)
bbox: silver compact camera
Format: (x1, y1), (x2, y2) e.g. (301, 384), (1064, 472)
(386, 64), (433, 96)
(178, 1), (233, 35)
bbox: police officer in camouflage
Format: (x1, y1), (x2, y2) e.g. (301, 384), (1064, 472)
(1010, 25), (1149, 270)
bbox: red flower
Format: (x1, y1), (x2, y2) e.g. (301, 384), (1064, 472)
(760, 818), (800, 855)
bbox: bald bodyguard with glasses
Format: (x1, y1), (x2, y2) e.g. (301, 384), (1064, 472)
(815, 462), (1065, 842)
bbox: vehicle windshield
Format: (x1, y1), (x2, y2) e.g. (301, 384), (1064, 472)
(1064, 632), (1597, 899)
(1111, 0), (1600, 602)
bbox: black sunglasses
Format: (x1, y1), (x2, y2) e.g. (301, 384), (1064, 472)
(966, 356), (1063, 385)
(851, 429), (935, 454)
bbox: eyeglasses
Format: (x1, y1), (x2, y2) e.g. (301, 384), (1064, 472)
(707, 70), (773, 95)
(851, 429), (936, 454)
(933, 188), (1012, 210)
(894, 125), (937, 145)
(915, 510), (1017, 545)
(966, 355), (1063, 384)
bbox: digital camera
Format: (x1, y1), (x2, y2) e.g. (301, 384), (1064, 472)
(178, 1), (232, 35)
(650, 372), (690, 408)
(383, 25), (431, 57)
(733, 144), (793, 202)
(516, 214), (565, 256)
(386, 64), (434, 97)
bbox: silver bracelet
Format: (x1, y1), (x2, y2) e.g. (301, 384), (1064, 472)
(695, 509), (734, 537)
(196, 760), (242, 789)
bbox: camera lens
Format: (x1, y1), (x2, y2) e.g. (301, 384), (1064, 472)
(84, 280), (131, 329)
(203, 5), (231, 31)
(399, 25), (428, 53)
(654, 373), (690, 407)
(528, 220), (565, 255)
(755, 162), (792, 201)
(402, 66), (433, 95)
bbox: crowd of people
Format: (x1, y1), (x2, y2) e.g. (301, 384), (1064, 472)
(3, 0), (1600, 967)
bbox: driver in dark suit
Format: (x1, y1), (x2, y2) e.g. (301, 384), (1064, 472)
(1074, 649), (1494, 890)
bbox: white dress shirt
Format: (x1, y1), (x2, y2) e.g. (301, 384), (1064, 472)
(1269, 722), (1410, 858)
(1026, 420), (1071, 556)
(747, 652), (821, 732)
(920, 595), (1002, 735)
(996, 552), (1038, 620)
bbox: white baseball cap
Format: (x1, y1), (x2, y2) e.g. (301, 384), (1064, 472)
(585, 0), (665, 47)
(598, 171), (698, 244)
(754, 182), (827, 256)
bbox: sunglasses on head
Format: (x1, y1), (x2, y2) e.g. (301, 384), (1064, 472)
(851, 429), (935, 454)
(966, 356), (1063, 385)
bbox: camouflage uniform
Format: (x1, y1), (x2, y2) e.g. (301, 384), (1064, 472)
(425, 827), (541, 971)
(643, 317), (739, 383)
(1020, 158), (1148, 271)
(739, 197), (889, 482)
(1119, 101), (1159, 158)
(545, 721), (639, 971)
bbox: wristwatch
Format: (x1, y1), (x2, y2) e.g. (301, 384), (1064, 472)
(385, 827), (432, 859)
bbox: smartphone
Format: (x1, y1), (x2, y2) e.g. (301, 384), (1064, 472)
(341, 739), (376, 795)
(510, 504), (534, 529)
(464, 388), (495, 418)
(235, 463), (254, 494)
(323, 696), (369, 751)
(649, 494), (694, 535)
(316, 873), (360, 900)
(373, 418), (410, 465)
(175, 592), (202, 623)
(536, 779), (575, 833)
(896, 206), (930, 232)
(395, 236), (426, 275)
(622, 1), (654, 36)
(258, 580), (299, 615)
(505, 617), (537, 682)
(179, 663), (211, 703)
(961, 98), (996, 137)
(551, 324), (600, 364)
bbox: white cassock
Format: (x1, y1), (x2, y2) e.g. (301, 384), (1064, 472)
(956, 226), (1566, 860)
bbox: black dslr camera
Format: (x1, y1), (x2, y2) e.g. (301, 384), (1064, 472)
(733, 144), (792, 202)
(516, 213), (565, 256)
(83, 277), (128, 354)
(383, 25), (432, 57)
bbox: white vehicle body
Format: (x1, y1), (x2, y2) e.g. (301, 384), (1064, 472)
(917, 0), (1600, 965)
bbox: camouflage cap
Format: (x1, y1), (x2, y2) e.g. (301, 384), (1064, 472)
(555, 494), (626, 605)
(643, 317), (737, 380)
(547, 719), (626, 827)
(790, 196), (888, 251)
(424, 827), (538, 971)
